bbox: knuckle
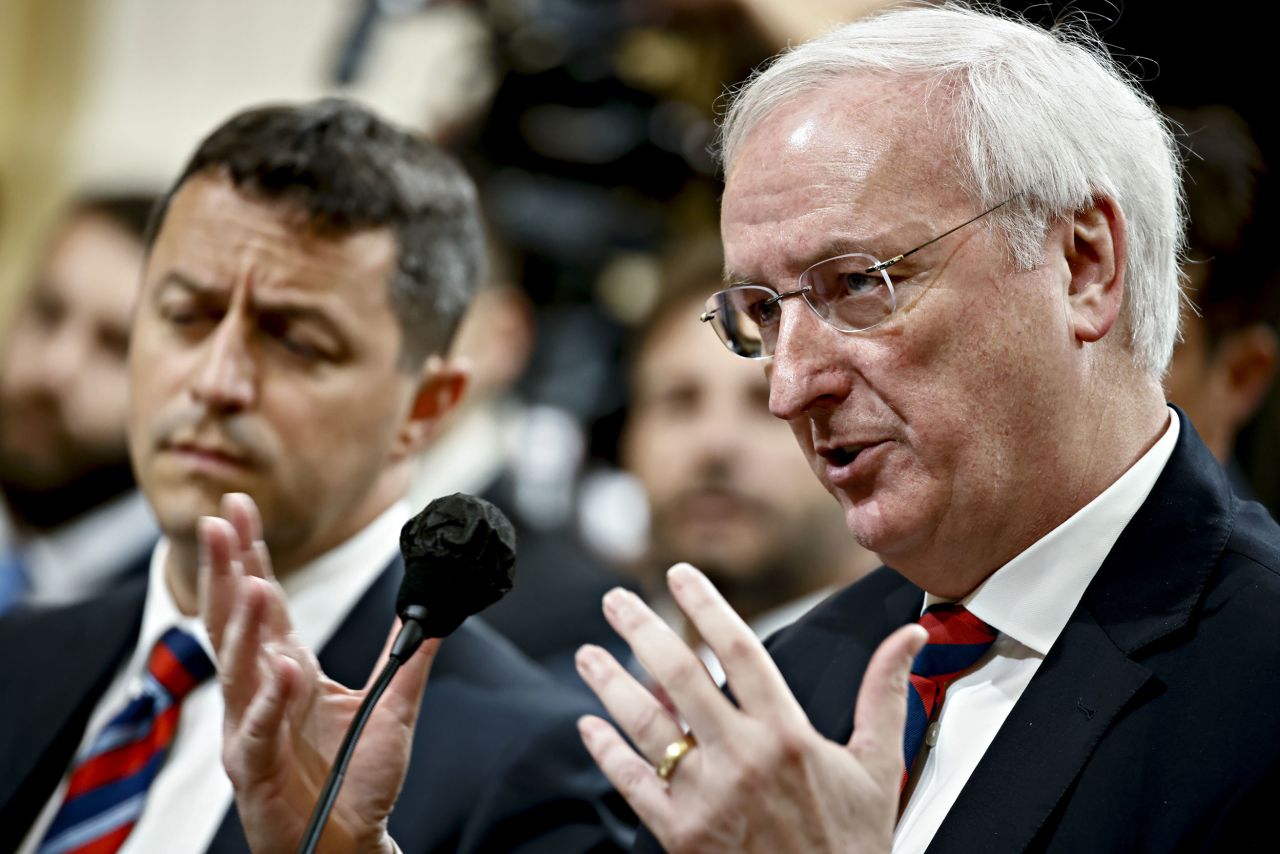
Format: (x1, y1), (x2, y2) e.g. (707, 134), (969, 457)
(612, 754), (652, 794)
(719, 635), (756, 667)
(630, 702), (668, 745)
(666, 659), (701, 689)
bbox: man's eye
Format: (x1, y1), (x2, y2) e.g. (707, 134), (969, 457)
(160, 302), (204, 325)
(838, 273), (881, 295)
(280, 336), (323, 360)
(750, 299), (781, 326)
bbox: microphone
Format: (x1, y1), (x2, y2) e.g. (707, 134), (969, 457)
(299, 493), (516, 854)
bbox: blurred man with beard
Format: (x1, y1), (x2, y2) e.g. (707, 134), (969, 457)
(0, 194), (159, 613)
(621, 241), (878, 683)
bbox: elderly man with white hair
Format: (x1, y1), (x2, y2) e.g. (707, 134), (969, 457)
(206, 4), (1280, 853)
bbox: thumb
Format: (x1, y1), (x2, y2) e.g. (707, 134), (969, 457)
(846, 624), (928, 782)
(375, 621), (441, 728)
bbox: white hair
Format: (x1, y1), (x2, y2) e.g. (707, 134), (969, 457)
(719, 3), (1184, 376)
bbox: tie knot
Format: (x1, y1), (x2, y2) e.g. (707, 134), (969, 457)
(911, 604), (997, 678)
(147, 626), (215, 703)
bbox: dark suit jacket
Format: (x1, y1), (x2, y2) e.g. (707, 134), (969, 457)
(0, 557), (634, 853)
(759, 414), (1280, 852)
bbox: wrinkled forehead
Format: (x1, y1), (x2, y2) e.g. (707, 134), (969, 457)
(720, 75), (973, 274)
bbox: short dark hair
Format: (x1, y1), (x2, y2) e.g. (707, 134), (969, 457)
(146, 98), (486, 365)
(1170, 104), (1280, 344)
(74, 192), (159, 243)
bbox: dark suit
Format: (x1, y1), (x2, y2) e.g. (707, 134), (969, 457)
(761, 413), (1280, 851)
(0, 557), (634, 853)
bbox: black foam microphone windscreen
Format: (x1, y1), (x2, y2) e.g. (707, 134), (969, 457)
(396, 492), (517, 638)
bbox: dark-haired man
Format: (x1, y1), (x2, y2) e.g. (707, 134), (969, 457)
(0, 99), (629, 853)
(0, 194), (158, 613)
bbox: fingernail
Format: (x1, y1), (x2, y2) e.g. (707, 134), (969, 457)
(667, 562), (698, 588)
(603, 587), (631, 616)
(575, 645), (601, 678)
(577, 715), (600, 745)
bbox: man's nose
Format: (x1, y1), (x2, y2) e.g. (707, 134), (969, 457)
(190, 315), (257, 412)
(767, 300), (853, 421)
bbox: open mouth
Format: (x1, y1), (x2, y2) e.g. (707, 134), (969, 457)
(822, 445), (866, 467)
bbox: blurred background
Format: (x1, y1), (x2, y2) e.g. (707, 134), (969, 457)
(2, 0), (1276, 664)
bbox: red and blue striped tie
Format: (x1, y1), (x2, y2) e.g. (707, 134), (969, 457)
(901, 604), (997, 790)
(37, 626), (215, 854)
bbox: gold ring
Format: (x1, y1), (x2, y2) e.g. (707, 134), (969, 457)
(655, 733), (696, 782)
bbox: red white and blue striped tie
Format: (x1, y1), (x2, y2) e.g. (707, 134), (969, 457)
(37, 626), (215, 854)
(901, 604), (997, 790)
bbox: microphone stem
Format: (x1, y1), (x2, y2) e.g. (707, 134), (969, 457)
(297, 614), (424, 854)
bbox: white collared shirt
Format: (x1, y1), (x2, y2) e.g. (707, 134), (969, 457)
(892, 409), (1179, 854)
(0, 490), (157, 607)
(18, 500), (410, 854)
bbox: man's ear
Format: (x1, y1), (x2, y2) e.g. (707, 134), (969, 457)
(1213, 323), (1280, 430)
(1063, 195), (1127, 344)
(392, 355), (470, 460)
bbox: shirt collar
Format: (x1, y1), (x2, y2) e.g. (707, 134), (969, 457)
(1, 490), (157, 604)
(139, 500), (411, 665)
(925, 408), (1179, 656)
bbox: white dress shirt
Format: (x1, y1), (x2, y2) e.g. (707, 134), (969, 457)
(18, 500), (410, 854)
(0, 490), (157, 607)
(892, 409), (1179, 854)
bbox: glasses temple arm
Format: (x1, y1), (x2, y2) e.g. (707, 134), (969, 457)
(864, 195), (1019, 273)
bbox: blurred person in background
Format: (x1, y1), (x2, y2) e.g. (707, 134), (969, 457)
(1163, 104), (1279, 500)
(621, 238), (878, 684)
(0, 193), (159, 614)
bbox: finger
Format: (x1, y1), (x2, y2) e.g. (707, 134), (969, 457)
(199, 516), (242, 660)
(245, 575), (312, 677)
(226, 649), (299, 786)
(221, 493), (277, 583)
(602, 587), (735, 743)
(575, 643), (685, 762)
(667, 563), (808, 726)
(577, 715), (676, 835)
(847, 623), (929, 785)
(220, 574), (271, 725)
(221, 493), (261, 550)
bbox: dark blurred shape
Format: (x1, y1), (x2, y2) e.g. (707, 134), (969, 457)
(450, 0), (766, 425)
(1163, 105), (1279, 505)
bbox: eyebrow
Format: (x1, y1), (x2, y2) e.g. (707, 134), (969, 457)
(152, 270), (351, 343)
(722, 224), (933, 285)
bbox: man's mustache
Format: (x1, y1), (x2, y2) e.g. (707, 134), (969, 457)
(149, 404), (271, 467)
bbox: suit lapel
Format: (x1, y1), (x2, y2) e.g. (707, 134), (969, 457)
(927, 611), (1152, 853)
(928, 413), (1234, 852)
(0, 577), (145, 849)
(207, 558), (403, 853)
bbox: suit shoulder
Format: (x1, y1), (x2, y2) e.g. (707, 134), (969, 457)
(1223, 497), (1280, 579)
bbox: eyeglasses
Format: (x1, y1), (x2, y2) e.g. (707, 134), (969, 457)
(700, 196), (1017, 359)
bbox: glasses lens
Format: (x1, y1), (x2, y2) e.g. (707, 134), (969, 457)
(800, 253), (895, 332)
(703, 286), (780, 358)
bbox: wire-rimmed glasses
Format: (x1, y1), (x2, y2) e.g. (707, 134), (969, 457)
(700, 196), (1017, 359)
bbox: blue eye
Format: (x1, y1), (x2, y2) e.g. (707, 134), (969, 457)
(838, 273), (880, 295)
